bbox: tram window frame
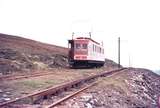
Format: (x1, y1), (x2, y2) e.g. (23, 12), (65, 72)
(82, 44), (87, 49)
(75, 43), (81, 49)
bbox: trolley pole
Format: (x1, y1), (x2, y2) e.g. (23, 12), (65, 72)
(89, 32), (91, 38)
(72, 32), (74, 40)
(118, 37), (121, 68)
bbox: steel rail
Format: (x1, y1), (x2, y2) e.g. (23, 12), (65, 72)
(0, 72), (54, 81)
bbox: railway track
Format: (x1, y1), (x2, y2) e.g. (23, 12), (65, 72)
(0, 72), (55, 81)
(45, 81), (98, 108)
(0, 68), (127, 108)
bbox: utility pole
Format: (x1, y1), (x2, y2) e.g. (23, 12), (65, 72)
(118, 37), (121, 68)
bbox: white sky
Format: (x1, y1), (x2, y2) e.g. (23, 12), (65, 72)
(0, 0), (160, 70)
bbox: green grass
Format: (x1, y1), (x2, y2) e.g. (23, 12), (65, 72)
(19, 79), (59, 90)
(99, 74), (129, 94)
(22, 80), (46, 88)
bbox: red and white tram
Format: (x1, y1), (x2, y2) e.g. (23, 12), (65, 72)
(68, 35), (105, 67)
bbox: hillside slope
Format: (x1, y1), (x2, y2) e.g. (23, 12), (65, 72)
(0, 33), (68, 74)
(0, 33), (68, 55)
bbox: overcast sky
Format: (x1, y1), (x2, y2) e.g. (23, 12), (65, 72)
(0, 0), (160, 70)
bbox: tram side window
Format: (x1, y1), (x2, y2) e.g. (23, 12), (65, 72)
(93, 44), (94, 52)
(75, 43), (81, 49)
(95, 45), (97, 52)
(82, 44), (87, 49)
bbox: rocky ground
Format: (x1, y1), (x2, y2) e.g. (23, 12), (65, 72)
(60, 68), (160, 108)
